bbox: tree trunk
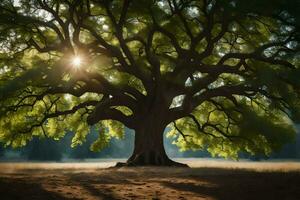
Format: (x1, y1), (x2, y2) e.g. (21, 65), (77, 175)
(116, 118), (188, 167)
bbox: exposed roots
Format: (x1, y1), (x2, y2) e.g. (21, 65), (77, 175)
(115, 152), (189, 168)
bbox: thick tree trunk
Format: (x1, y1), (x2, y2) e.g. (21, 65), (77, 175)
(115, 89), (188, 167)
(116, 118), (188, 167)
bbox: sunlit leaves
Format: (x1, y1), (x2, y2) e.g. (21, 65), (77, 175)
(168, 97), (296, 159)
(71, 122), (90, 148)
(114, 106), (133, 116)
(90, 132), (110, 152)
(103, 120), (125, 139)
(90, 120), (125, 152)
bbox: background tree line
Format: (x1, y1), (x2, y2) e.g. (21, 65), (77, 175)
(1, 127), (299, 161)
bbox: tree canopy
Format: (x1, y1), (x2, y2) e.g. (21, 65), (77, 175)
(0, 0), (299, 163)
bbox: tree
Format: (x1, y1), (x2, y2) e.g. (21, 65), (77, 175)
(22, 137), (63, 161)
(0, 0), (299, 166)
(69, 128), (134, 159)
(0, 143), (4, 158)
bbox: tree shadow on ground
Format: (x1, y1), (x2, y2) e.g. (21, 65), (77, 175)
(0, 177), (76, 200)
(1, 167), (300, 200)
(159, 168), (300, 200)
(67, 172), (138, 200)
(79, 183), (118, 200)
(66, 167), (300, 200)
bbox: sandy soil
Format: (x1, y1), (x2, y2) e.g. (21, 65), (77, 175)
(0, 159), (300, 200)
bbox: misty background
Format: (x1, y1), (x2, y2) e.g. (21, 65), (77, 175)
(1, 125), (300, 161)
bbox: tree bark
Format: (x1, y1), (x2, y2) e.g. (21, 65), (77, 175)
(116, 116), (188, 167)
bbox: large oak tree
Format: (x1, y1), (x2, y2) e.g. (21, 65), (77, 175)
(0, 0), (299, 166)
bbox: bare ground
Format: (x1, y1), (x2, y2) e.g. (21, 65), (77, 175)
(0, 159), (300, 200)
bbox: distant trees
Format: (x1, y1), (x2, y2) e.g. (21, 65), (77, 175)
(21, 129), (134, 160)
(0, 144), (4, 158)
(22, 138), (63, 161)
(69, 129), (134, 159)
(69, 132), (102, 159)
(272, 143), (297, 159)
(1, 127), (300, 160)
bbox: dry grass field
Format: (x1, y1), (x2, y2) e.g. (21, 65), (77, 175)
(0, 159), (300, 200)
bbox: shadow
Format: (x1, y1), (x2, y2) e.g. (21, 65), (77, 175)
(68, 171), (134, 185)
(66, 169), (159, 200)
(80, 183), (118, 200)
(67, 167), (300, 200)
(0, 177), (76, 200)
(1, 166), (300, 200)
(159, 168), (300, 200)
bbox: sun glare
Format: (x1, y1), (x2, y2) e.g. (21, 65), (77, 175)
(72, 56), (82, 68)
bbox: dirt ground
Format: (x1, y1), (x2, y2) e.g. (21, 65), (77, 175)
(0, 159), (300, 200)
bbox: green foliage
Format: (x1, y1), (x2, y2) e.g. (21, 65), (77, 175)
(103, 120), (125, 139)
(0, 0), (299, 161)
(90, 132), (110, 152)
(89, 120), (125, 152)
(167, 98), (296, 159)
(25, 137), (62, 161)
